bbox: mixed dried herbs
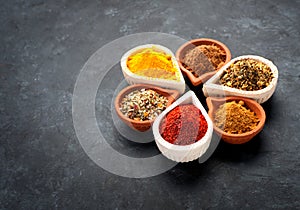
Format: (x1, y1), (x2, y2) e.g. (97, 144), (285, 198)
(119, 89), (168, 121)
(220, 58), (274, 91)
(214, 100), (259, 134)
(182, 45), (226, 77)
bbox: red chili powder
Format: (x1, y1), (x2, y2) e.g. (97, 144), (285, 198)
(159, 104), (208, 145)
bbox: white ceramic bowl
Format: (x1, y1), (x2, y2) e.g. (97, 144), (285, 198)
(120, 44), (186, 94)
(152, 91), (213, 162)
(202, 55), (279, 104)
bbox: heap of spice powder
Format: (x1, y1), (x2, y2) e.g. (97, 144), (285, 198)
(159, 104), (208, 145)
(127, 48), (179, 81)
(119, 89), (168, 121)
(214, 100), (260, 134)
(182, 45), (226, 77)
(219, 58), (274, 91)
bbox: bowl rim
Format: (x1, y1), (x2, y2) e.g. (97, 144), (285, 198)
(175, 38), (232, 86)
(153, 91), (213, 151)
(120, 44), (185, 85)
(206, 96), (266, 138)
(204, 55), (279, 95)
(114, 83), (180, 125)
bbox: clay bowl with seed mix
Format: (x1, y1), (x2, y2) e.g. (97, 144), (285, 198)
(114, 84), (180, 132)
(176, 38), (231, 86)
(206, 96), (266, 144)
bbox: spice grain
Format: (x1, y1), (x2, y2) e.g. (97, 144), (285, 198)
(120, 89), (168, 121)
(220, 58), (274, 91)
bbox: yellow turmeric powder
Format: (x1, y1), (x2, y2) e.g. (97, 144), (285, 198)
(127, 47), (179, 81)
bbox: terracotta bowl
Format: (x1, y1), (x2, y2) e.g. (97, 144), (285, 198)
(114, 84), (180, 132)
(176, 38), (231, 86)
(206, 96), (266, 144)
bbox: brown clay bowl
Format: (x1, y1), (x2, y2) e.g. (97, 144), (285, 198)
(114, 84), (180, 132)
(176, 38), (231, 86)
(206, 96), (266, 144)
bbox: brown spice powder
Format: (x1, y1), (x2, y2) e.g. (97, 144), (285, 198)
(214, 100), (259, 134)
(182, 45), (226, 77)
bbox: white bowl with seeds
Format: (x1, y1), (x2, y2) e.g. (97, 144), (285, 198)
(202, 55), (279, 103)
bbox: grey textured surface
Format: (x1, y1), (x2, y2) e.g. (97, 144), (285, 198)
(1, 0), (300, 209)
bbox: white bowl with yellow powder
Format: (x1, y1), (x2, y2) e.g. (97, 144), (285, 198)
(121, 44), (186, 94)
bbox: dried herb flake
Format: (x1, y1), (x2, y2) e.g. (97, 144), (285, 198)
(219, 58), (274, 91)
(120, 89), (168, 121)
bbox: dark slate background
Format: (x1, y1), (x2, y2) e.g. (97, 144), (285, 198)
(1, 0), (300, 209)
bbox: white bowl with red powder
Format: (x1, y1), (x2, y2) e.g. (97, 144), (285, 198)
(120, 44), (186, 94)
(152, 91), (213, 162)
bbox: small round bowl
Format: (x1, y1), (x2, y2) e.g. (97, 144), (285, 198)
(115, 84), (180, 132)
(120, 44), (186, 94)
(153, 91), (213, 162)
(176, 38), (231, 86)
(203, 55), (279, 104)
(206, 96), (266, 144)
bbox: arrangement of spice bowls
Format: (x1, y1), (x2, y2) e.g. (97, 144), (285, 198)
(176, 38), (231, 86)
(114, 38), (279, 160)
(121, 44), (186, 94)
(114, 84), (180, 132)
(203, 55), (279, 104)
(206, 96), (266, 144)
(153, 91), (213, 162)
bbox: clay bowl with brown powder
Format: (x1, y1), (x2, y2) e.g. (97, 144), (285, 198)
(115, 84), (180, 132)
(176, 38), (231, 86)
(206, 96), (266, 144)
